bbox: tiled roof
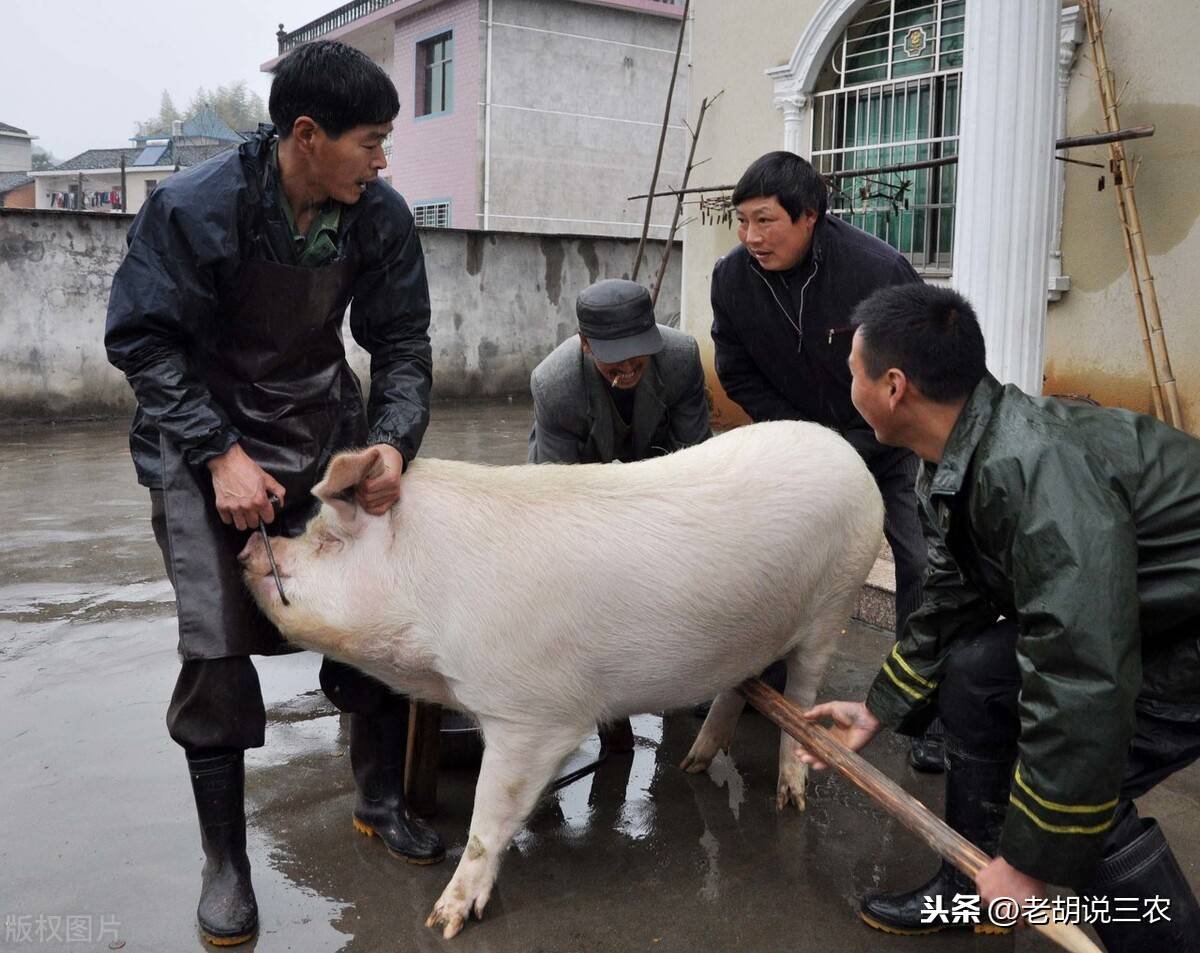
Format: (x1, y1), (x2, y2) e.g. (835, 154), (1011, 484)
(134, 107), (245, 144)
(54, 148), (143, 171)
(53, 140), (238, 172)
(182, 107), (243, 143)
(170, 142), (240, 167)
(0, 171), (33, 193)
(0, 121), (31, 136)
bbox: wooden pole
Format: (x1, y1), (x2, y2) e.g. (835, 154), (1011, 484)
(738, 678), (1102, 953)
(650, 94), (714, 309)
(1082, 0), (1182, 427)
(632, 0), (690, 282)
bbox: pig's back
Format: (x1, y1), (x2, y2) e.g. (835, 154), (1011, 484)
(397, 421), (883, 718)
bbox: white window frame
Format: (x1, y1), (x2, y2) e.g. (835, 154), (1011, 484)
(810, 0), (965, 276)
(766, 0), (1081, 296)
(413, 200), (452, 228)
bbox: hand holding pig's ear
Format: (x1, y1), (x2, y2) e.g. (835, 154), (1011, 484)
(207, 443), (286, 531)
(356, 443), (405, 515)
(798, 700), (881, 770)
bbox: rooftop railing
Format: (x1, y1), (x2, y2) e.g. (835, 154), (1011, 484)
(277, 0), (681, 53)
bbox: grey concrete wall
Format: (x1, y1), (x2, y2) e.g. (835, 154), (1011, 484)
(0, 207), (681, 419)
(484, 0), (690, 237)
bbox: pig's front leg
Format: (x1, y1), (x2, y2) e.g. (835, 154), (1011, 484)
(680, 689), (746, 773)
(426, 720), (589, 939)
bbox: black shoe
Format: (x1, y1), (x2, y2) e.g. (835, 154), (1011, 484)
(187, 751), (258, 947)
(909, 718), (946, 773)
(861, 738), (1013, 937)
(349, 712), (445, 864)
(1086, 807), (1200, 953)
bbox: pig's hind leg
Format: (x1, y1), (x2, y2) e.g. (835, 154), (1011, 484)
(775, 620), (841, 812)
(426, 719), (590, 939)
(679, 689), (746, 774)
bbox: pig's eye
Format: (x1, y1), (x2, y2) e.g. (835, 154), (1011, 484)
(315, 531), (344, 555)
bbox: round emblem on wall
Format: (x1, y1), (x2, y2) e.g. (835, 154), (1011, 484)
(904, 26), (928, 58)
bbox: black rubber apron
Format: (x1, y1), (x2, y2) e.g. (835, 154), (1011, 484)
(161, 254), (366, 659)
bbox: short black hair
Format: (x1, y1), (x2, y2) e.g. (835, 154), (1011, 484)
(270, 40), (400, 138)
(851, 284), (987, 403)
(731, 151), (828, 221)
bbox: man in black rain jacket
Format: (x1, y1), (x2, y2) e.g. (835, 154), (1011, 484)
(711, 151), (943, 772)
(105, 41), (441, 946)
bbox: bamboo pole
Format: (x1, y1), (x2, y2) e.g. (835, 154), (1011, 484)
(650, 94), (715, 309)
(627, 126), (1155, 202)
(1112, 166), (1166, 420)
(738, 678), (1103, 953)
(632, 0), (690, 282)
(1081, 0), (1182, 427)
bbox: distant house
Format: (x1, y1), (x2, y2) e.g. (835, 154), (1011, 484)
(0, 120), (35, 173)
(0, 121), (37, 208)
(30, 106), (244, 215)
(0, 171), (35, 209)
(264, 0), (689, 237)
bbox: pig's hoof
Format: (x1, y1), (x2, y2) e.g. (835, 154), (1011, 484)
(679, 737), (725, 774)
(776, 762), (809, 813)
(427, 883), (490, 940)
(425, 904), (466, 940)
(679, 751), (712, 774)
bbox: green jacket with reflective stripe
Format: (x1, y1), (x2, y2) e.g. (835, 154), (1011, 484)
(865, 374), (1200, 886)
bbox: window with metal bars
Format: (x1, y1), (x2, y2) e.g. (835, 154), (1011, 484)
(413, 201), (451, 228)
(811, 0), (964, 274)
(416, 31), (454, 117)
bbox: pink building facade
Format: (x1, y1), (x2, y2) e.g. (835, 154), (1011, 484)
(266, 0), (686, 237)
(390, 0), (480, 228)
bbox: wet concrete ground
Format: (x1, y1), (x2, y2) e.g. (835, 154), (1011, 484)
(2, 402), (1197, 953)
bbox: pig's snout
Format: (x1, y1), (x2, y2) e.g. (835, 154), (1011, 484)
(238, 533), (270, 575)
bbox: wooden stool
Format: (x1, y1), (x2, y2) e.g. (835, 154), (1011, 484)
(403, 701), (442, 818)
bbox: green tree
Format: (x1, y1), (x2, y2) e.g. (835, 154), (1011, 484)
(30, 146), (59, 171)
(135, 90), (181, 137)
(133, 81), (268, 138)
(190, 81), (267, 132)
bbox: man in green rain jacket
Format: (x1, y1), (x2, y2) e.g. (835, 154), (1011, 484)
(802, 282), (1200, 952)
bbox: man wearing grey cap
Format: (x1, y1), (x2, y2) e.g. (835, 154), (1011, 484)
(528, 278), (712, 466)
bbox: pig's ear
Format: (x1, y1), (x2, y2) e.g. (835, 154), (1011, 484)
(312, 446), (381, 524)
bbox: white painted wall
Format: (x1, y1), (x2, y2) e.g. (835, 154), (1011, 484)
(0, 134), (33, 173)
(34, 168), (172, 215)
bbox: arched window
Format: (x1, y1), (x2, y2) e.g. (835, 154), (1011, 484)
(810, 0), (964, 274)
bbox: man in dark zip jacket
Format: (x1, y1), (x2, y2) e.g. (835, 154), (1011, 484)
(105, 42), (441, 946)
(710, 151), (942, 770)
(804, 283), (1200, 951)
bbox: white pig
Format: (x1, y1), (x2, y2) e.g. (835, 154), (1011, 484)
(240, 420), (884, 938)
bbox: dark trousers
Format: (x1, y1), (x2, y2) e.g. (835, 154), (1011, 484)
(939, 619), (1200, 871)
(165, 656), (404, 753)
(864, 446), (926, 638)
(150, 490), (405, 753)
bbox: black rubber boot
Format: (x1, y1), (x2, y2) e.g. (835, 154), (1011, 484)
(598, 717), (635, 754)
(1087, 807), (1200, 953)
(909, 717), (947, 774)
(187, 751), (258, 947)
(349, 711), (445, 864)
(860, 739), (1013, 936)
